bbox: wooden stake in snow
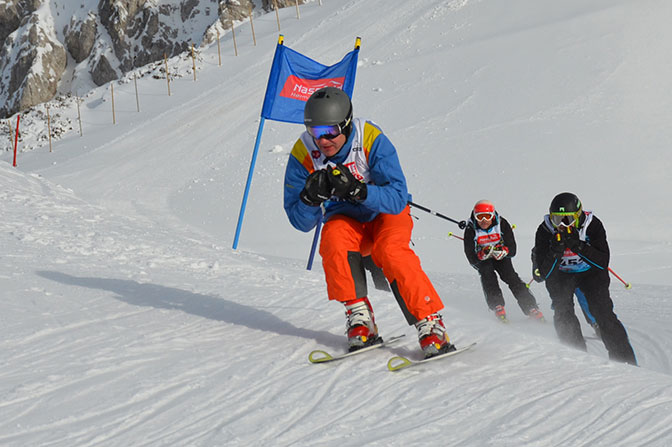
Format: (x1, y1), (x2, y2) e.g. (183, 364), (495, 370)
(249, 6), (257, 46)
(76, 96), (83, 136)
(111, 83), (116, 124)
(191, 43), (197, 81)
(231, 17), (238, 56)
(217, 28), (222, 66)
(274, 0), (281, 31)
(295, 0), (300, 19)
(46, 105), (52, 152)
(134, 72), (140, 112)
(164, 53), (171, 96)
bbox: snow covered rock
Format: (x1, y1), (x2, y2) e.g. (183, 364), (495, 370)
(0, 7), (67, 118)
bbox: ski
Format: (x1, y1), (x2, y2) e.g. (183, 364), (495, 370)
(308, 334), (406, 364)
(387, 342), (477, 372)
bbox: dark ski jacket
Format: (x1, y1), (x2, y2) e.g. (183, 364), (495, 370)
(534, 212), (610, 280)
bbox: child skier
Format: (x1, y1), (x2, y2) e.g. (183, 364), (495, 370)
(463, 200), (545, 322)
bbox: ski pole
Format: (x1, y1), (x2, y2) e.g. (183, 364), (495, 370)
(451, 224), (516, 242)
(526, 264), (630, 290)
(409, 201), (467, 229)
(608, 267), (632, 289)
(569, 227), (631, 289)
(447, 231), (464, 241)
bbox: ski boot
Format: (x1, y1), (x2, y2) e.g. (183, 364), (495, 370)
(494, 305), (509, 323)
(344, 297), (381, 352)
(415, 313), (456, 358)
(528, 307), (545, 322)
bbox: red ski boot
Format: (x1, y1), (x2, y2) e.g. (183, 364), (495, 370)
(415, 313), (456, 358)
(344, 297), (381, 352)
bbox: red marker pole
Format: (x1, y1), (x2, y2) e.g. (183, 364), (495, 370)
(13, 114), (20, 167)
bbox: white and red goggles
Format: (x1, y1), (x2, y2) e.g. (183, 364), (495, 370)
(475, 212), (495, 222)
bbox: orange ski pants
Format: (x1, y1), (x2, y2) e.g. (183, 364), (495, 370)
(319, 205), (443, 324)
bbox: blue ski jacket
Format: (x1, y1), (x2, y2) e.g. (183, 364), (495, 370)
(283, 120), (411, 232)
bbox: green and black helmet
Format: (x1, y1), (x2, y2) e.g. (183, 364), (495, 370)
(549, 192), (584, 228)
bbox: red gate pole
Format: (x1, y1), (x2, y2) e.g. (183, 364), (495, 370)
(13, 114), (20, 167)
(608, 267), (632, 289)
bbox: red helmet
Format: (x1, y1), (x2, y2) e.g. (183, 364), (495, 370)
(473, 200), (495, 222)
(474, 200), (495, 214)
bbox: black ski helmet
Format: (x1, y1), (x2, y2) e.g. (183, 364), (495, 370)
(304, 87), (353, 137)
(549, 192), (585, 228)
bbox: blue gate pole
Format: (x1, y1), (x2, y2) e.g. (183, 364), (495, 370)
(306, 220), (322, 270)
(233, 117), (266, 249)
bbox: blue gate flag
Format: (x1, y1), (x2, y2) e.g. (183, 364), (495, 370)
(233, 36), (361, 261)
(260, 39), (359, 124)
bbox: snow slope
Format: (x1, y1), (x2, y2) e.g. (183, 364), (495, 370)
(2, 0), (672, 445)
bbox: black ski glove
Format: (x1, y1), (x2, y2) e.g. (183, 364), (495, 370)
(563, 228), (585, 253)
(328, 163), (367, 202)
(530, 247), (544, 282)
(533, 268), (544, 283)
(300, 170), (332, 206)
(549, 235), (566, 259)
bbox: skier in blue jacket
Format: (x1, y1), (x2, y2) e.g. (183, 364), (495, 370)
(283, 87), (455, 357)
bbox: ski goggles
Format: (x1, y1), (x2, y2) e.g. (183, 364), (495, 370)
(306, 124), (342, 140)
(550, 211), (580, 228)
(475, 212), (495, 222)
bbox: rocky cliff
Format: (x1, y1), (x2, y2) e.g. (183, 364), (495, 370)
(0, 0), (303, 119)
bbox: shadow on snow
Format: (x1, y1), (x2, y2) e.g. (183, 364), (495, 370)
(38, 270), (344, 349)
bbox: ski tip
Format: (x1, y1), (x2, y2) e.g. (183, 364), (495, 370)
(387, 341), (478, 371)
(387, 356), (412, 372)
(308, 350), (334, 363)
